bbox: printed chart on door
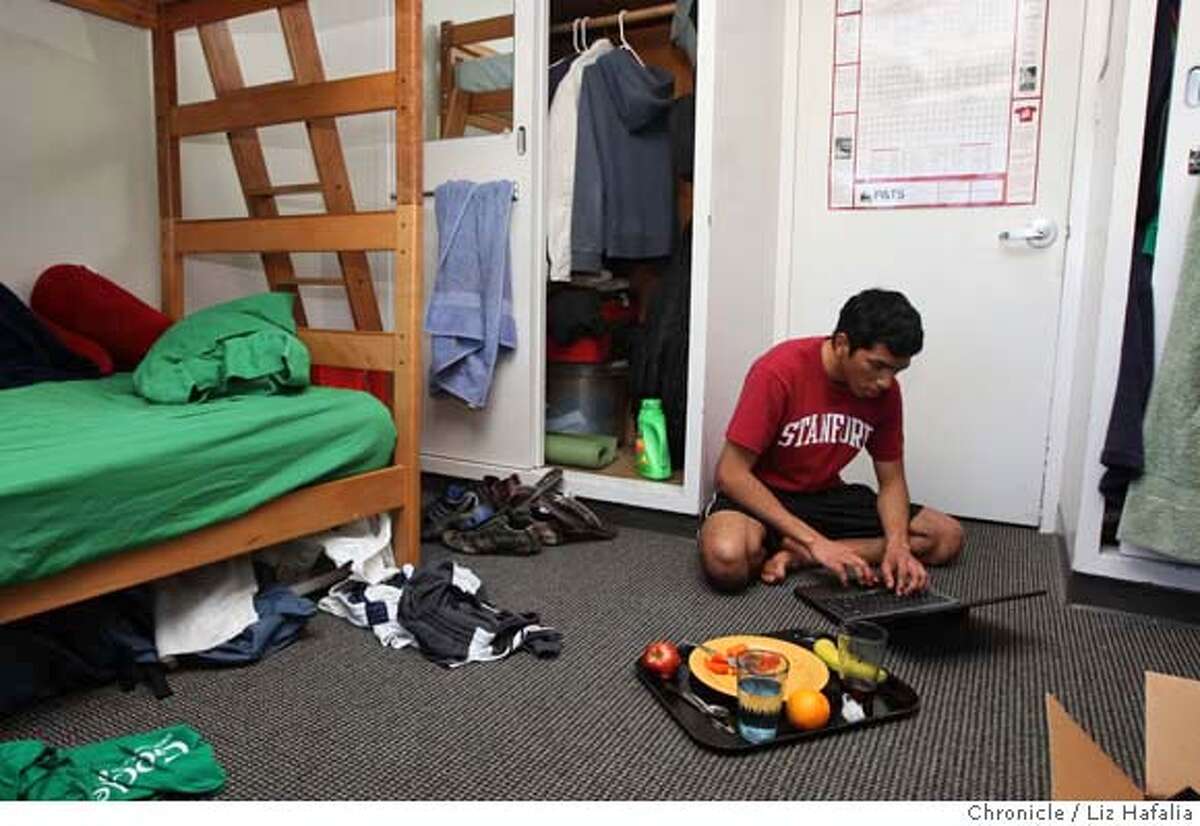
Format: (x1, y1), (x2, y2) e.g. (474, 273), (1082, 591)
(828, 0), (1049, 210)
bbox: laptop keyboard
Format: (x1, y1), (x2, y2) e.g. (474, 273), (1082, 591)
(812, 587), (958, 621)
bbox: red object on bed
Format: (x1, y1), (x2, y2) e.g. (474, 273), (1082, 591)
(311, 365), (391, 408)
(31, 264), (172, 371)
(34, 313), (115, 375)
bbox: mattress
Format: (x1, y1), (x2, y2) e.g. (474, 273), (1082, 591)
(454, 52), (514, 93)
(0, 375), (396, 587)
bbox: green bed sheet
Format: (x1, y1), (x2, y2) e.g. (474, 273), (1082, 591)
(0, 374), (396, 587)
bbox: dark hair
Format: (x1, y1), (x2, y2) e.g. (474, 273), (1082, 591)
(833, 289), (924, 357)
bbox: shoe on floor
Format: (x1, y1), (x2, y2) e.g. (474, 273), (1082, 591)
(441, 512), (542, 556)
(533, 491), (616, 543)
(421, 484), (494, 541)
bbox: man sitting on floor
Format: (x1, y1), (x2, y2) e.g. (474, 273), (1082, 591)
(699, 288), (964, 595)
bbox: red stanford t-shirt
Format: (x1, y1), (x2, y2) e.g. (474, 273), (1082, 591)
(726, 337), (903, 492)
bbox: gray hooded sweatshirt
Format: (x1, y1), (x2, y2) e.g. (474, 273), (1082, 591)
(571, 49), (675, 271)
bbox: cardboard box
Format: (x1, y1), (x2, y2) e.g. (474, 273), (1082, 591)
(1046, 671), (1200, 800)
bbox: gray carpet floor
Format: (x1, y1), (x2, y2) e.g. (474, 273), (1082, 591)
(4, 519), (1199, 800)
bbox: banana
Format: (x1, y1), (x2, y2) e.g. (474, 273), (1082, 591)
(813, 638), (840, 670)
(811, 637), (887, 683)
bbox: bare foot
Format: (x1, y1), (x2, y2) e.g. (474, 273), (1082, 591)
(760, 550), (795, 585)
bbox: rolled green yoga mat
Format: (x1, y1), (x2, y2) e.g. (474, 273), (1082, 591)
(545, 432), (618, 469)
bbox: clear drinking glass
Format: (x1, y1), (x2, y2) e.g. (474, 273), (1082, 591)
(836, 620), (888, 704)
(735, 649), (790, 743)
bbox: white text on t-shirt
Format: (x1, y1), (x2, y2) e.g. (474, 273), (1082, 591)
(776, 413), (874, 450)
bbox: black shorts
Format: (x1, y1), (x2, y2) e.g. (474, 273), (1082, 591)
(702, 483), (924, 549)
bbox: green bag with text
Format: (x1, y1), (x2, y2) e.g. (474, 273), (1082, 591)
(0, 724), (226, 801)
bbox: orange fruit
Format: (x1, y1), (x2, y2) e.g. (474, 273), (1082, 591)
(786, 689), (831, 731)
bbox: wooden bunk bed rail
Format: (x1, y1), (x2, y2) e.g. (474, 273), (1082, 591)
(172, 73), (396, 136)
(299, 330), (404, 372)
(161, 0), (302, 31)
(52, 0), (157, 27)
(174, 212), (397, 253)
(0, 466), (411, 625)
(444, 13), (513, 46)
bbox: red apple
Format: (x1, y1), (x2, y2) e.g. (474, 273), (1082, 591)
(640, 640), (681, 681)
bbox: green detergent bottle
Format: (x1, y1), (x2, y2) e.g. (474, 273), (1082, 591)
(636, 398), (672, 480)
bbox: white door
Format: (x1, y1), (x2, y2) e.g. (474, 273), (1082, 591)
(419, 0), (543, 471)
(784, 0), (1085, 525)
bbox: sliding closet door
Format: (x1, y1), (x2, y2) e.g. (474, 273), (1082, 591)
(1142, 0), (1199, 366)
(1117, 0), (1199, 563)
(419, 0), (545, 471)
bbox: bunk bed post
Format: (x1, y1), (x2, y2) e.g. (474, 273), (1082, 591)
(393, 0), (424, 566)
(152, 19), (184, 320)
(439, 20), (454, 140)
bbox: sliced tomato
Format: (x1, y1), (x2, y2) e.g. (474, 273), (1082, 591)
(707, 654), (731, 674)
(757, 652), (784, 671)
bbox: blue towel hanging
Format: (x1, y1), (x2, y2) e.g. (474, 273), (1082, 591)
(424, 180), (517, 408)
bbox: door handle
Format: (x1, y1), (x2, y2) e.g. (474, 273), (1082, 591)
(998, 218), (1058, 249)
(1186, 67), (1200, 107)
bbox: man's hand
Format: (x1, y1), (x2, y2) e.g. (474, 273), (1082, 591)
(807, 537), (876, 587)
(881, 546), (928, 595)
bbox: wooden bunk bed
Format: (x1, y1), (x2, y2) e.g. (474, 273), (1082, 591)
(436, 3), (685, 140)
(438, 14), (515, 139)
(0, 0), (425, 624)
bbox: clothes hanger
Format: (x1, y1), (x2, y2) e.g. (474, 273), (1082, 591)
(618, 10), (647, 68)
(572, 18), (581, 55)
(581, 16), (590, 49)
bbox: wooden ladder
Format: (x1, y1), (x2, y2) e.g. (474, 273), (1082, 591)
(193, 1), (383, 330)
(153, 0), (424, 564)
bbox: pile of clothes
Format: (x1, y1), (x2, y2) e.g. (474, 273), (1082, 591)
(319, 560), (561, 667)
(1, 565), (319, 715)
(421, 468), (616, 555)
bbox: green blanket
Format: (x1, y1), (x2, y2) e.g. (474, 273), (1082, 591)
(0, 374), (396, 587)
(1119, 186), (1200, 562)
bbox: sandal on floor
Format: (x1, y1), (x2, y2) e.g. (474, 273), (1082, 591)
(441, 512), (542, 556)
(533, 491), (617, 543)
(507, 467), (565, 510)
(476, 467), (562, 511)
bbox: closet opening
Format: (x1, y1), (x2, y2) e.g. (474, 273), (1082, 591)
(542, 0), (695, 487)
(1098, 0), (1178, 557)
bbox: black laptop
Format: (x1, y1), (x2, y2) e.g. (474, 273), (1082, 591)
(794, 579), (1046, 626)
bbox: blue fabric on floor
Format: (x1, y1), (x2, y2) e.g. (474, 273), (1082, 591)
(187, 583), (316, 666)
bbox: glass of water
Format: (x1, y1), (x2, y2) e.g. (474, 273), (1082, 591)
(735, 649), (790, 743)
(837, 620), (888, 705)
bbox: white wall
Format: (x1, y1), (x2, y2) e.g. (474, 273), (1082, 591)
(699, 0), (788, 498)
(175, 0), (393, 328)
(0, 3), (157, 305)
